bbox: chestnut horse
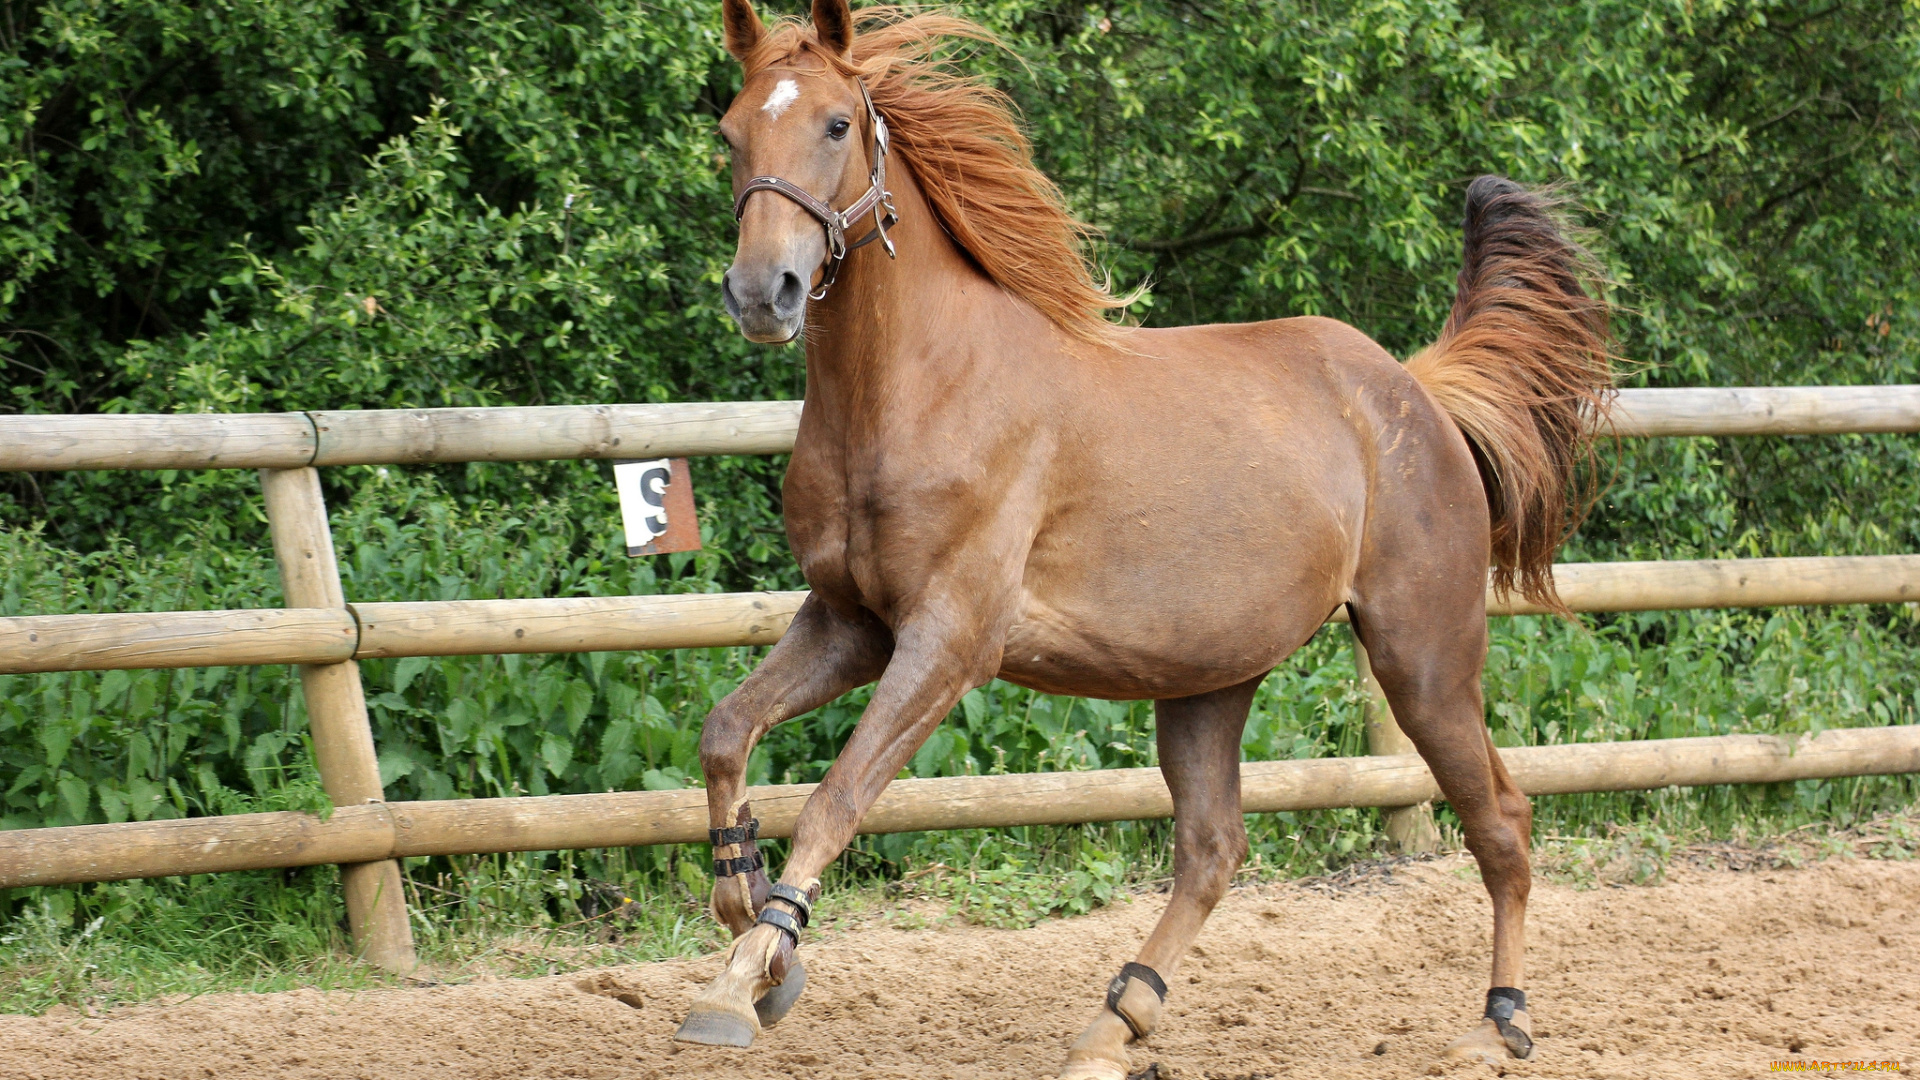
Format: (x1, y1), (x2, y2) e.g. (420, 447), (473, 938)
(675, 3), (1611, 1075)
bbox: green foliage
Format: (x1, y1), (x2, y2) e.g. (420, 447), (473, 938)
(0, 847), (728, 1013)
(1, 0), (1918, 1008)
(909, 845), (1132, 928)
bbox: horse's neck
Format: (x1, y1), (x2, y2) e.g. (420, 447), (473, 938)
(801, 163), (1019, 420)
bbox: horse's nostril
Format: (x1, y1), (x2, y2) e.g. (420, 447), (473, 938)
(774, 271), (806, 314)
(721, 272), (744, 319)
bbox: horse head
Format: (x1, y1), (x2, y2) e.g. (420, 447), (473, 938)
(717, 0), (893, 344)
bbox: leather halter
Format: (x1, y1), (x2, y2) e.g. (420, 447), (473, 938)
(732, 80), (898, 301)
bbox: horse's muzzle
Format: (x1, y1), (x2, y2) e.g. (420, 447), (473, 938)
(722, 265), (807, 343)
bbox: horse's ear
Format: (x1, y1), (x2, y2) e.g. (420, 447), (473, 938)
(721, 0), (765, 62)
(811, 0), (853, 58)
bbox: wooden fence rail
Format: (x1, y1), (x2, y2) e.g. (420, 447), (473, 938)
(0, 402), (804, 471)
(2, 386), (1917, 472)
(3, 556), (1916, 676)
(3, 385), (1917, 974)
(3, 724), (1913, 891)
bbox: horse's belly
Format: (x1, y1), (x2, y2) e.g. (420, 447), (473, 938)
(996, 571), (1344, 700)
(999, 451), (1360, 698)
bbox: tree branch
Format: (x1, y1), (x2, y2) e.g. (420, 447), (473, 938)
(1114, 182), (1356, 256)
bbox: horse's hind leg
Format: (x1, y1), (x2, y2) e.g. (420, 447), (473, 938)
(1061, 675), (1262, 1080)
(1353, 593), (1536, 1063)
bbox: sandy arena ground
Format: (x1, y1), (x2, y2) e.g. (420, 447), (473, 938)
(2, 854), (1914, 1079)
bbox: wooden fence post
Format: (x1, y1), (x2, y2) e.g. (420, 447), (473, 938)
(261, 467), (417, 974)
(1351, 629), (1440, 854)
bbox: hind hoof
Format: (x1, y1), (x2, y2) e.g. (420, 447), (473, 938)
(1442, 1016), (1533, 1063)
(754, 957), (806, 1028)
(1058, 1061), (1127, 1080)
(675, 1006), (760, 1047)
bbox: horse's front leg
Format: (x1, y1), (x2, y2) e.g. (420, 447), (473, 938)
(683, 594), (890, 1042)
(677, 614), (995, 1048)
(699, 595), (892, 938)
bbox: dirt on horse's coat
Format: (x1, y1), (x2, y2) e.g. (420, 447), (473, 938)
(679, 3), (1614, 1076)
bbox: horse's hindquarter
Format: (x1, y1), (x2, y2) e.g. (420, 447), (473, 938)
(1002, 318), (1387, 700)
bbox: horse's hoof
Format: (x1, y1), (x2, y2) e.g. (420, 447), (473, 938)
(1058, 1054), (1128, 1080)
(754, 957), (806, 1028)
(1059, 1045), (1128, 1068)
(1441, 1017), (1533, 1064)
(674, 1004), (760, 1047)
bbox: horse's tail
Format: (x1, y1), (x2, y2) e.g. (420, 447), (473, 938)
(1405, 175), (1614, 614)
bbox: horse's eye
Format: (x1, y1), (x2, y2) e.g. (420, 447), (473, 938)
(828, 118), (851, 141)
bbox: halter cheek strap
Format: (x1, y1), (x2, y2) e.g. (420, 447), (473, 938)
(732, 79), (898, 301)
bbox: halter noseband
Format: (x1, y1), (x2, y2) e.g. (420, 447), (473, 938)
(732, 80), (898, 301)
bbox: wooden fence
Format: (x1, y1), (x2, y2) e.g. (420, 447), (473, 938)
(2, 385), (1917, 973)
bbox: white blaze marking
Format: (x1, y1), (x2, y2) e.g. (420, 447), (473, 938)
(762, 79), (799, 120)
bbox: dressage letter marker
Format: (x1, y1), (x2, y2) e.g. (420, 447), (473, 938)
(614, 457), (701, 556)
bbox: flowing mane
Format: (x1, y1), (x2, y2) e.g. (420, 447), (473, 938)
(737, 8), (1128, 340)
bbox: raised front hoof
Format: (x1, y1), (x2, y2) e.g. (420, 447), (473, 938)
(1440, 1016), (1534, 1065)
(674, 1005), (760, 1048)
(754, 957), (806, 1028)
